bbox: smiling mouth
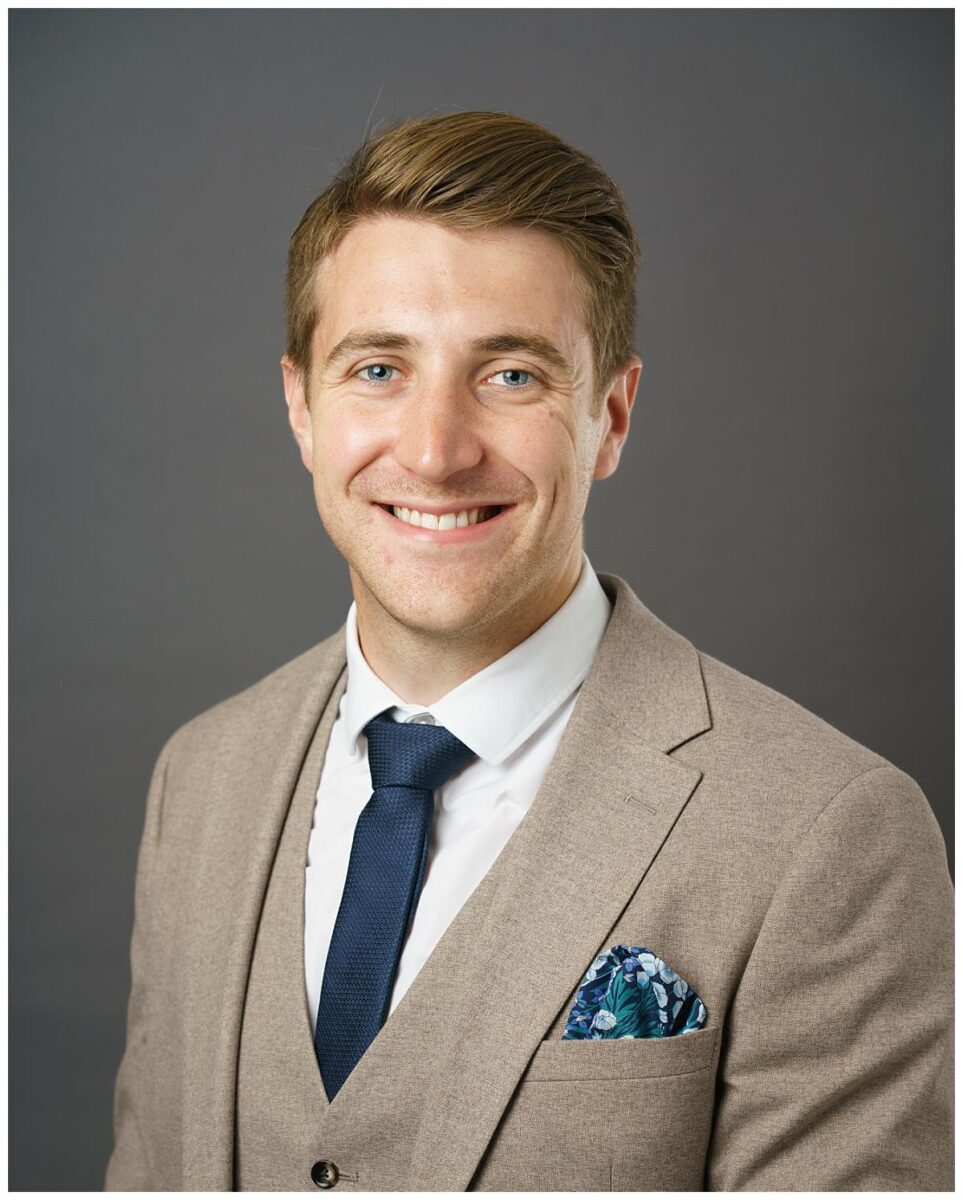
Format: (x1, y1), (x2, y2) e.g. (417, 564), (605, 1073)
(377, 503), (507, 529)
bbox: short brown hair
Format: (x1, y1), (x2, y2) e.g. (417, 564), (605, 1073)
(284, 110), (642, 415)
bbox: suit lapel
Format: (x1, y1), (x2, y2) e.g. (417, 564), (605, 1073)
(402, 572), (711, 1188)
(180, 638), (348, 1189)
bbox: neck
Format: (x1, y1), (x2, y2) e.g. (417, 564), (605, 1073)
(352, 552), (583, 706)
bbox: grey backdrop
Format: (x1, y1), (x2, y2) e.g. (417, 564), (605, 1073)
(10, 9), (953, 1191)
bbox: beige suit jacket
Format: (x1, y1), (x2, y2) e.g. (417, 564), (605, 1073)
(105, 572), (953, 1191)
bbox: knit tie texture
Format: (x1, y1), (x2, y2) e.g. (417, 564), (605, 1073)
(313, 708), (477, 1101)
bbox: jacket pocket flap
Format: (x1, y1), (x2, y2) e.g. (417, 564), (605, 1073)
(524, 1024), (719, 1082)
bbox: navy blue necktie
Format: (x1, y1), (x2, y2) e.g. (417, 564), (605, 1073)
(313, 709), (476, 1100)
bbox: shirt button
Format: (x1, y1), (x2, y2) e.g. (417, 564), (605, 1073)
(406, 712), (436, 725)
(311, 1160), (339, 1188)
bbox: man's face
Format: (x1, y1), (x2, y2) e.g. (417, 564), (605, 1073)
(282, 215), (639, 642)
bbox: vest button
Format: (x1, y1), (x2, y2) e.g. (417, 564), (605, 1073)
(311, 1160), (339, 1188)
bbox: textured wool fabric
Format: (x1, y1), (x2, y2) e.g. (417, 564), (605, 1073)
(105, 573), (954, 1191)
(314, 712), (476, 1100)
(234, 669), (354, 1192)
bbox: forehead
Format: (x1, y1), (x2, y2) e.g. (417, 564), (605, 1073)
(311, 215), (591, 355)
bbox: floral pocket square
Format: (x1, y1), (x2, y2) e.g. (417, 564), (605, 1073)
(562, 944), (707, 1039)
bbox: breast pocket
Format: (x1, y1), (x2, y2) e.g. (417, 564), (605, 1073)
(469, 1026), (720, 1192)
(523, 1023), (718, 1081)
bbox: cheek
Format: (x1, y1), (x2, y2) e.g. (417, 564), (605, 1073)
(312, 411), (385, 493)
(509, 410), (581, 495)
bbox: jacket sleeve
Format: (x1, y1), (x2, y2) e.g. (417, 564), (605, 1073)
(104, 733), (176, 1191)
(705, 764), (954, 1191)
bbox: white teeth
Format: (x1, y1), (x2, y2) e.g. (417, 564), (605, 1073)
(389, 504), (500, 529)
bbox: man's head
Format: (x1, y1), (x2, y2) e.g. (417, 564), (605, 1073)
(281, 111), (642, 648)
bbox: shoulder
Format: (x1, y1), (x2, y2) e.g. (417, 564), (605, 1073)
(698, 649), (888, 773)
(599, 572), (902, 801)
(160, 626), (346, 767)
(689, 648), (935, 844)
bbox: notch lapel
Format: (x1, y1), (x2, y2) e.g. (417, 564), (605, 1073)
(403, 573), (712, 1189)
(405, 729), (703, 1189)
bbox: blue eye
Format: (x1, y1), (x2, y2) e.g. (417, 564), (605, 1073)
(495, 369), (533, 387)
(358, 363), (396, 384)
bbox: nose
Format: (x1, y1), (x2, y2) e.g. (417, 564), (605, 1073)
(391, 382), (484, 483)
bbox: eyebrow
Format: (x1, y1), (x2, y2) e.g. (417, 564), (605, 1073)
(321, 328), (576, 381)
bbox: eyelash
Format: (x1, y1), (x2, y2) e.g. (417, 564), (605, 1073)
(354, 363), (541, 389)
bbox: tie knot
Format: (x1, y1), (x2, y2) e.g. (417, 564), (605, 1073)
(363, 710), (477, 791)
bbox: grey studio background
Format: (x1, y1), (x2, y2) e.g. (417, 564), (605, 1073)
(10, 9), (952, 1191)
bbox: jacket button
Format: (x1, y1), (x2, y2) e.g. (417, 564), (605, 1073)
(311, 1160), (339, 1188)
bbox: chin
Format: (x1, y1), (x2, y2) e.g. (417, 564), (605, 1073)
(389, 593), (489, 636)
(363, 575), (493, 636)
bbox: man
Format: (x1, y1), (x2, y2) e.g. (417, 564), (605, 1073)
(105, 111), (953, 1191)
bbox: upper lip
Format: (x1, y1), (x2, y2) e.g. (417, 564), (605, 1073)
(375, 501), (512, 515)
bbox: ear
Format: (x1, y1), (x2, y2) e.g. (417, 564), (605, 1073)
(281, 355), (314, 473)
(593, 356), (642, 480)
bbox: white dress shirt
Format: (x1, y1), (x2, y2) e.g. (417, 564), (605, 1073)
(305, 551), (612, 1028)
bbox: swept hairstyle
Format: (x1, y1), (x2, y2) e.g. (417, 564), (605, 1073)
(284, 110), (642, 415)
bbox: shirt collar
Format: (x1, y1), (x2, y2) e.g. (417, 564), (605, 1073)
(342, 550), (612, 766)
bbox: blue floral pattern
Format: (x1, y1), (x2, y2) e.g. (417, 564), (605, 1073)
(562, 944), (707, 1039)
